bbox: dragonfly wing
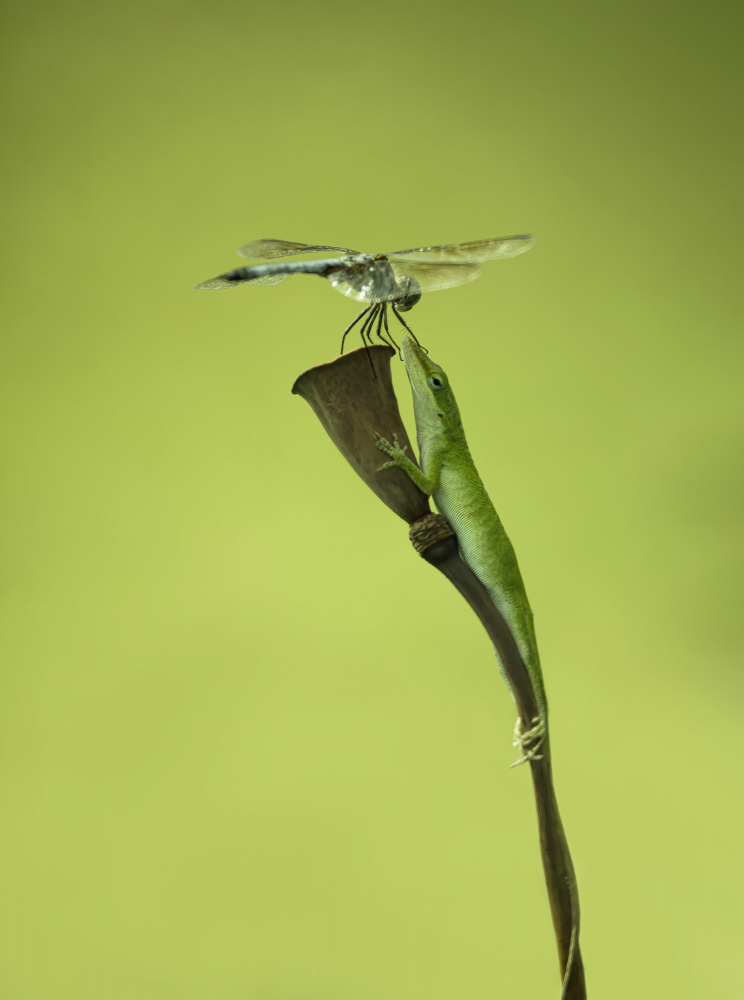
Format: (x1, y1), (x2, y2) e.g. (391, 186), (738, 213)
(386, 258), (482, 294)
(386, 234), (537, 263)
(329, 266), (384, 303)
(195, 272), (291, 289)
(237, 239), (360, 259)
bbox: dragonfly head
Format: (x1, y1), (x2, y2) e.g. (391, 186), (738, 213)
(394, 275), (422, 312)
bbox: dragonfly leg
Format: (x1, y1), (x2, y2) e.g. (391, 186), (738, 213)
(340, 305), (373, 354)
(380, 305), (401, 355)
(390, 303), (425, 352)
(359, 305), (382, 378)
(359, 304), (380, 346)
(371, 303), (397, 352)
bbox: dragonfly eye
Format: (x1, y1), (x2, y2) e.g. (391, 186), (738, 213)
(394, 276), (422, 312)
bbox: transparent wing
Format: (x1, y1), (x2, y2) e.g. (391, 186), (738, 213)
(386, 234), (537, 264)
(387, 258), (482, 294)
(328, 258), (481, 302)
(328, 261), (391, 304)
(237, 238), (360, 259)
(195, 272), (291, 289)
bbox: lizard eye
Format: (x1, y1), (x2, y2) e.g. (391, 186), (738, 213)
(428, 374), (445, 390)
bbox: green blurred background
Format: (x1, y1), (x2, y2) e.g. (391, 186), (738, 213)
(2, 1), (742, 997)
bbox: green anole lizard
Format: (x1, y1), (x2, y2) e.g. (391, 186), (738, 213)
(373, 337), (583, 996)
(375, 335), (546, 765)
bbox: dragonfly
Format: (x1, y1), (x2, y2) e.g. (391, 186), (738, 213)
(195, 235), (537, 352)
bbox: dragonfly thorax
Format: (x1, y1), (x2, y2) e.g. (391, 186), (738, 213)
(337, 255), (421, 309)
(334, 254), (399, 304)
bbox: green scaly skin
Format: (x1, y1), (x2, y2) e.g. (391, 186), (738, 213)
(375, 335), (547, 764)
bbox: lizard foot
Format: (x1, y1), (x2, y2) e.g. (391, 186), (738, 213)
(509, 716), (546, 768)
(374, 432), (408, 470)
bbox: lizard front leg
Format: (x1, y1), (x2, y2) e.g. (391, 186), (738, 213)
(374, 432), (437, 495)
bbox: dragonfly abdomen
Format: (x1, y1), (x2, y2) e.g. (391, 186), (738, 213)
(226, 259), (344, 282)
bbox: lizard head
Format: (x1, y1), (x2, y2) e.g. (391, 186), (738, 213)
(400, 335), (462, 436)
